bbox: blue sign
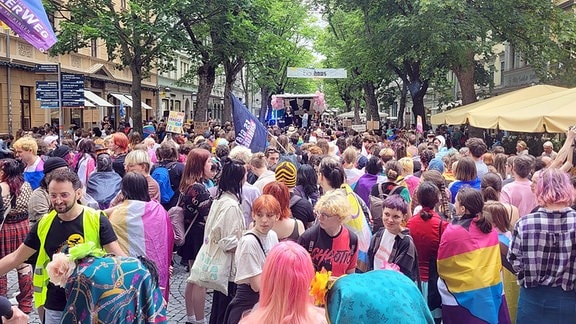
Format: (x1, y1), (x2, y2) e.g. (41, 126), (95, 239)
(40, 101), (59, 109)
(60, 73), (84, 108)
(35, 64), (58, 74)
(36, 81), (59, 101)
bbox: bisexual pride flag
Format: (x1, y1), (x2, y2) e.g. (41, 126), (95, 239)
(231, 93), (267, 153)
(0, 0), (57, 52)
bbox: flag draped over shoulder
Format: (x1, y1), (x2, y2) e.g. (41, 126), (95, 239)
(108, 200), (174, 301)
(341, 183), (372, 272)
(231, 93), (267, 153)
(437, 218), (509, 324)
(0, 0), (57, 52)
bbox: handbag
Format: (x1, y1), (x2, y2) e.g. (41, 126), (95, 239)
(169, 193), (197, 247)
(187, 238), (233, 295)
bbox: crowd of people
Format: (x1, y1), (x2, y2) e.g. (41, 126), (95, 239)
(0, 118), (573, 324)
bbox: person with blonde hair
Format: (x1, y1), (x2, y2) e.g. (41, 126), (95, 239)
(108, 149), (160, 207)
(341, 146), (363, 187)
(250, 153), (275, 192)
(516, 140), (529, 155)
(13, 136), (44, 190)
(239, 241), (327, 324)
(398, 157), (419, 198)
(298, 189), (358, 277)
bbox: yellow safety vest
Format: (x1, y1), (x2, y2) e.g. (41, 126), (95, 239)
(32, 207), (101, 308)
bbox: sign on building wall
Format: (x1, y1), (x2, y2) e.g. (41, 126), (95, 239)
(287, 67), (347, 79)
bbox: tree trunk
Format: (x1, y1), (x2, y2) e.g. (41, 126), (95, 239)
(398, 81), (408, 128)
(195, 63), (216, 122)
(130, 62), (143, 134)
(353, 99), (361, 124)
(408, 80), (429, 131)
(363, 81), (379, 122)
(453, 50), (483, 137)
(223, 58), (245, 123)
(259, 87), (269, 123)
(453, 50), (477, 105)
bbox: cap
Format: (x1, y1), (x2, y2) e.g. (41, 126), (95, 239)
(43, 157), (68, 174)
(275, 161), (297, 188)
(50, 145), (71, 159)
(43, 135), (59, 146)
(428, 158), (444, 173)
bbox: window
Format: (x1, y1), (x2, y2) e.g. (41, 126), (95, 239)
(20, 86), (31, 130)
(90, 39), (97, 57)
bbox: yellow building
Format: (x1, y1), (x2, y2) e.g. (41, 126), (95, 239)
(0, 29), (157, 135)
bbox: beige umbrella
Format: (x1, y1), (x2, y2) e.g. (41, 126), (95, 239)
(467, 87), (576, 133)
(430, 85), (566, 125)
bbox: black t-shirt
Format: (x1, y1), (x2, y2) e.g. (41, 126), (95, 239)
(289, 193), (315, 224)
(112, 153), (127, 178)
(24, 211), (118, 311)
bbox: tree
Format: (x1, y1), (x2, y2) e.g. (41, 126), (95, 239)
(247, 0), (318, 122)
(48, 0), (179, 133)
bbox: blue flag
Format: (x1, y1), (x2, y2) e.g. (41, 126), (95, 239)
(119, 101), (125, 119)
(231, 93), (267, 153)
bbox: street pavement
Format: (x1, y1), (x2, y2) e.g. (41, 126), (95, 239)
(7, 255), (213, 323)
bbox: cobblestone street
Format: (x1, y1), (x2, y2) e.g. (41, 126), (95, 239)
(6, 255), (213, 323)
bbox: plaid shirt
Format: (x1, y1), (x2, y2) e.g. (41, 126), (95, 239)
(507, 207), (576, 291)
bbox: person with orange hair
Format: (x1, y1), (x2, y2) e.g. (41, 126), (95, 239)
(224, 195), (280, 324)
(109, 132), (130, 177)
(238, 241), (327, 324)
(262, 182), (305, 241)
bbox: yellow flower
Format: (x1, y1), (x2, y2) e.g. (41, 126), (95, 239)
(310, 268), (331, 306)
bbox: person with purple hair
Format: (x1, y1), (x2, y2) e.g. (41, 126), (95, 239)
(367, 194), (419, 282)
(508, 168), (576, 322)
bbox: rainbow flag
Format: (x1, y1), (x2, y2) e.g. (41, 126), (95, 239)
(341, 183), (372, 272)
(438, 218), (510, 323)
(107, 200), (174, 301)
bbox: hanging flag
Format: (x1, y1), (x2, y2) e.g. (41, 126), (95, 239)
(119, 101), (125, 119)
(0, 0), (57, 52)
(231, 93), (267, 153)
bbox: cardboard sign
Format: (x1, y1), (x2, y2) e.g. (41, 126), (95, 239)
(193, 122), (210, 135)
(367, 121), (380, 131)
(350, 124), (367, 132)
(166, 111), (185, 133)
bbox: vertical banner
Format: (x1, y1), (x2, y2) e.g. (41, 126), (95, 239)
(166, 111), (185, 133)
(0, 0), (57, 52)
(231, 93), (267, 153)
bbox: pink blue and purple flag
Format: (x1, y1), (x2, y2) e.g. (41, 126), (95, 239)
(0, 0), (57, 52)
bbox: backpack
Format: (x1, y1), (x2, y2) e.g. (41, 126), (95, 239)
(368, 182), (404, 233)
(151, 162), (176, 204)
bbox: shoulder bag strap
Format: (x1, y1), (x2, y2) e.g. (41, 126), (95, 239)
(377, 183), (385, 198)
(244, 232), (266, 256)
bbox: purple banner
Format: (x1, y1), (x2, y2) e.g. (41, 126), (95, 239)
(0, 0), (57, 52)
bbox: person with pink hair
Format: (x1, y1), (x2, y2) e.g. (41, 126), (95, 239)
(508, 168), (576, 322)
(239, 241), (326, 324)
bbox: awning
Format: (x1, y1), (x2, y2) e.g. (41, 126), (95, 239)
(110, 93), (133, 107)
(110, 93), (152, 110)
(126, 95), (153, 110)
(84, 100), (95, 107)
(84, 90), (114, 107)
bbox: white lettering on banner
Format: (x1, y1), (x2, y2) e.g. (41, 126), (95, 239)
(237, 119), (256, 147)
(0, 0), (50, 39)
